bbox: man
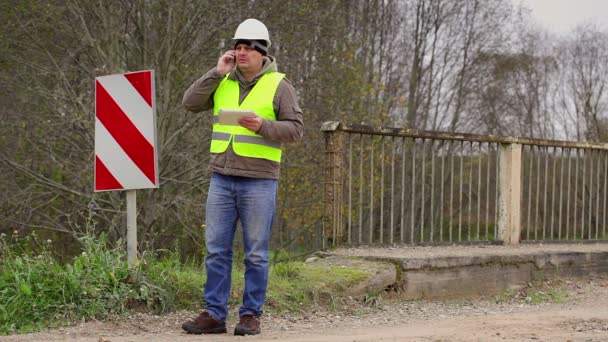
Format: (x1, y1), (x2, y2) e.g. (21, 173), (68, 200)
(180, 18), (304, 336)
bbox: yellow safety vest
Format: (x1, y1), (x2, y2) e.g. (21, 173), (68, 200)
(211, 72), (285, 162)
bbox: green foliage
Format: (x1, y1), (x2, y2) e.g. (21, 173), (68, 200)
(363, 289), (384, 308)
(131, 253), (206, 312)
(0, 233), (205, 335)
(0, 233), (133, 334)
(0, 233), (369, 335)
(272, 261), (304, 279)
(496, 284), (567, 305)
(266, 262), (368, 313)
(524, 288), (565, 304)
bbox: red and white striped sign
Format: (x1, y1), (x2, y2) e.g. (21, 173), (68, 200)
(94, 70), (158, 191)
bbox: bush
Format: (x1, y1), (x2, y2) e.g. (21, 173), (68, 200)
(131, 251), (206, 312)
(0, 232), (206, 335)
(0, 232), (368, 335)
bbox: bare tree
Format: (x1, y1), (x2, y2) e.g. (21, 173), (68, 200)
(2, 0), (607, 255)
(554, 25), (608, 142)
(1, 0), (237, 255)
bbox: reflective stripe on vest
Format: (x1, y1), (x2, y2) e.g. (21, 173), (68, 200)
(211, 132), (280, 149)
(211, 72), (285, 162)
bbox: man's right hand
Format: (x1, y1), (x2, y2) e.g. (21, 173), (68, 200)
(217, 50), (236, 75)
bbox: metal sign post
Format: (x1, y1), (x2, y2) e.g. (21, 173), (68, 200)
(126, 190), (137, 265)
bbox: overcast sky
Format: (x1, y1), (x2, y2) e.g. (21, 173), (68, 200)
(516, 0), (608, 33)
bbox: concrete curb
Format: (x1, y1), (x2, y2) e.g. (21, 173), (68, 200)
(322, 250), (608, 299)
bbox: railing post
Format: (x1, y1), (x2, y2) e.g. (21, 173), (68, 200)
(498, 143), (522, 244)
(321, 121), (345, 249)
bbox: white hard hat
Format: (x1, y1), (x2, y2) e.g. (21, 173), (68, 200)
(233, 18), (271, 48)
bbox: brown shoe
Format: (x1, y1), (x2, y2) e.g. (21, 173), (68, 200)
(234, 314), (261, 336)
(181, 312), (227, 334)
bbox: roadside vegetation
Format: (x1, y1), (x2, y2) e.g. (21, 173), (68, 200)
(496, 281), (568, 305)
(0, 232), (367, 335)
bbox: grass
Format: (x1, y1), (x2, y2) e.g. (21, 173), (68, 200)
(267, 261), (368, 313)
(524, 288), (566, 304)
(0, 232), (369, 335)
(496, 282), (567, 305)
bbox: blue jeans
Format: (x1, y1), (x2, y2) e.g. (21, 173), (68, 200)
(204, 172), (277, 321)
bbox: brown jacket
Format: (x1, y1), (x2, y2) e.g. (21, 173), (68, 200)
(182, 56), (304, 179)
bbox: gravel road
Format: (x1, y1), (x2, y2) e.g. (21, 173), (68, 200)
(3, 275), (607, 342)
(3, 243), (608, 342)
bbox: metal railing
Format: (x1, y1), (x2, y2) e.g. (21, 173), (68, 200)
(522, 146), (608, 241)
(322, 122), (608, 248)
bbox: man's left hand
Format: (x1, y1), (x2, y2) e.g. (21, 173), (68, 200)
(238, 115), (262, 133)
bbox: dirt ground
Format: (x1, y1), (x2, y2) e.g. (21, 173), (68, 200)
(2, 275), (608, 342)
